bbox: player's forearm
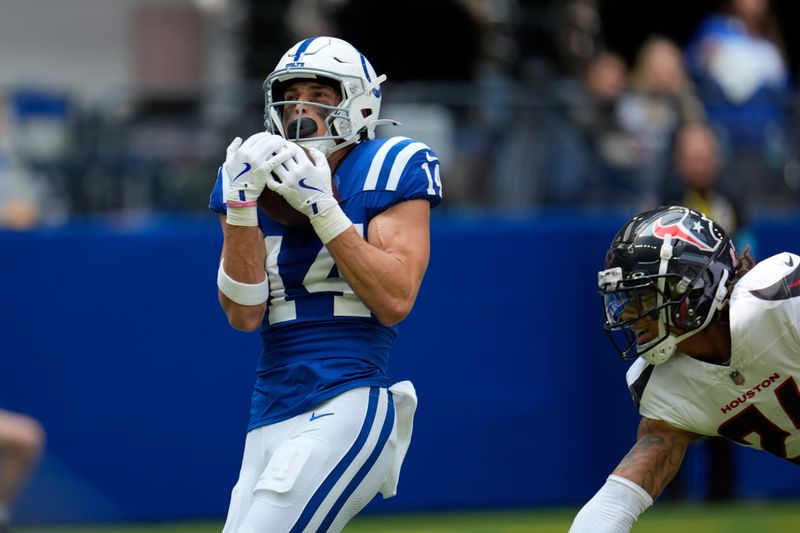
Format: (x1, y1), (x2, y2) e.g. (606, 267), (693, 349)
(218, 220), (267, 331)
(326, 227), (420, 326)
(221, 222), (267, 283)
(612, 419), (692, 499)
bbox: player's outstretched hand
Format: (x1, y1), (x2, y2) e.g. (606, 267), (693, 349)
(223, 132), (292, 226)
(266, 143), (337, 220)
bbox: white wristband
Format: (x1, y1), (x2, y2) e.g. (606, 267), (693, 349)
(226, 205), (258, 227)
(310, 203), (353, 244)
(217, 260), (268, 306)
(568, 475), (653, 533)
(222, 163), (259, 227)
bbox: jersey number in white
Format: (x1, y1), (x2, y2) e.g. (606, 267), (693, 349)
(264, 225), (370, 324)
(422, 154), (442, 198)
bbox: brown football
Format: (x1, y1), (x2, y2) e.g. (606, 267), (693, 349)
(258, 187), (311, 228)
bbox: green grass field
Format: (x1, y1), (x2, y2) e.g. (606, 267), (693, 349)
(17, 501), (800, 533)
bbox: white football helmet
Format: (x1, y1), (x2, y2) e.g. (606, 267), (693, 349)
(263, 36), (397, 156)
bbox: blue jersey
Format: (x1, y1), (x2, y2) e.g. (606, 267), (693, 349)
(210, 136), (442, 430)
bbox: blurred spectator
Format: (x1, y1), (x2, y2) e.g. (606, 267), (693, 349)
(617, 36), (706, 207)
(0, 93), (43, 229)
(491, 0), (607, 208)
(685, 0), (794, 207)
(665, 123), (738, 232)
(661, 121), (756, 252)
(565, 50), (652, 206)
(553, 0), (605, 81)
(0, 87), (74, 227)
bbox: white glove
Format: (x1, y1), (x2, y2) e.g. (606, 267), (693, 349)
(267, 143), (337, 217)
(267, 143), (353, 243)
(223, 132), (292, 226)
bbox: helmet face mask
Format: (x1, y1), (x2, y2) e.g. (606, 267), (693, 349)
(268, 84), (345, 155)
(263, 37), (387, 156)
(598, 206), (736, 365)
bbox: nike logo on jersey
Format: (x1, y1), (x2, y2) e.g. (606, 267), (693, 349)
(233, 163), (251, 182)
(299, 178), (324, 193)
(309, 411), (334, 421)
(786, 254), (795, 267)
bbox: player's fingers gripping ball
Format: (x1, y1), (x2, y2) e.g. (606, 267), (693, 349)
(267, 143), (338, 219)
(266, 143), (351, 243)
(259, 144), (343, 228)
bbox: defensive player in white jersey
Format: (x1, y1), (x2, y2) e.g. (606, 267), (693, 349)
(208, 37), (442, 532)
(570, 205), (800, 532)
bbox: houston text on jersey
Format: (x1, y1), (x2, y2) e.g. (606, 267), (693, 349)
(721, 372), (781, 414)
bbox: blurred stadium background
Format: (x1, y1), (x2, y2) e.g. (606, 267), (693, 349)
(1, 0), (800, 530)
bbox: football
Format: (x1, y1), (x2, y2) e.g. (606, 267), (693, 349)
(258, 186), (311, 228)
(257, 145), (339, 228)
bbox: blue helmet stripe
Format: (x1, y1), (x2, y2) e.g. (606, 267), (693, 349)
(293, 37), (316, 61)
(360, 54), (381, 97)
(359, 54), (372, 82)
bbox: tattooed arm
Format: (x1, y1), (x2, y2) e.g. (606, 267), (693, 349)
(569, 417), (698, 533)
(613, 417), (697, 499)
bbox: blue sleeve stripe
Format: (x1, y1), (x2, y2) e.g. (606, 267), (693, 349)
(386, 142), (428, 191)
(209, 166), (228, 213)
(363, 137), (411, 191)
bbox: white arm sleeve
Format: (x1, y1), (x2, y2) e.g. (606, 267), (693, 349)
(568, 475), (654, 533)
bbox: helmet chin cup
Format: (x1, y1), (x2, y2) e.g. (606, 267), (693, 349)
(639, 335), (677, 365)
(295, 137), (338, 157)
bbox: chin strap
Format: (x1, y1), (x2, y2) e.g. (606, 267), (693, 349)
(642, 235), (676, 365)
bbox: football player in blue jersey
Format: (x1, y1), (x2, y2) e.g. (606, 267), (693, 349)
(209, 36), (442, 532)
(0, 409), (44, 532)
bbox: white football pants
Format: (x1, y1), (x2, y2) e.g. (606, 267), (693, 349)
(221, 382), (416, 533)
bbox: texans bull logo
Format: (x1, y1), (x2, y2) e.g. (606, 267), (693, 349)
(651, 214), (718, 252)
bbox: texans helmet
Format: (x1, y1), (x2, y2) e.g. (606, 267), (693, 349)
(598, 206), (738, 365)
